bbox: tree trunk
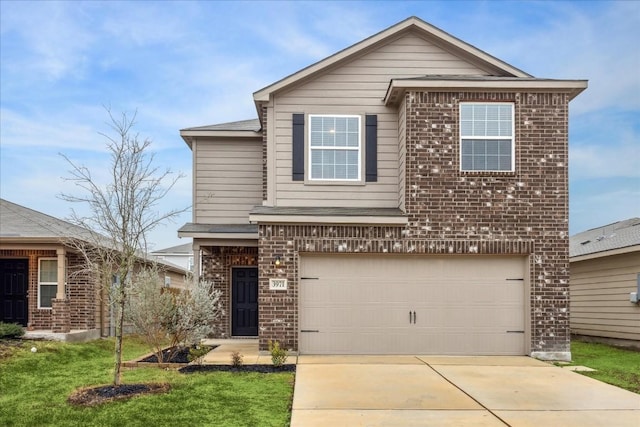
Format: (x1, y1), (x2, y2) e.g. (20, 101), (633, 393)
(112, 289), (126, 385)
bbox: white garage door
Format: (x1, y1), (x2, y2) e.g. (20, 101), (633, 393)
(299, 255), (526, 355)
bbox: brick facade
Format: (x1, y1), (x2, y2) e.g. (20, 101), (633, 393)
(0, 249), (98, 331)
(201, 246), (258, 337)
(253, 90), (571, 355)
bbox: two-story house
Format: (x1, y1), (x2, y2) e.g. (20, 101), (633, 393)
(178, 17), (587, 360)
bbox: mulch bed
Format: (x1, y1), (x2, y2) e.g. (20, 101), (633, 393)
(140, 345), (214, 363)
(180, 364), (296, 374)
(68, 383), (170, 407)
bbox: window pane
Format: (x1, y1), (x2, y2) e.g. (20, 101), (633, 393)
(486, 155), (499, 170)
(40, 284), (57, 308)
(310, 116), (323, 132)
(311, 164), (322, 179)
(473, 105), (486, 121)
(310, 131), (323, 147)
(346, 132), (358, 147)
(322, 150), (334, 165)
(486, 140), (499, 155)
(347, 150), (358, 165)
(499, 140), (511, 154)
(309, 116), (360, 180)
(461, 156), (473, 170)
(461, 140), (473, 155)
(461, 139), (513, 171)
(40, 260), (57, 283)
(501, 156), (512, 170)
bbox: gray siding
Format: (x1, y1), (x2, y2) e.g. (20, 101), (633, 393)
(570, 252), (640, 342)
(271, 31), (490, 208)
(193, 137), (262, 224)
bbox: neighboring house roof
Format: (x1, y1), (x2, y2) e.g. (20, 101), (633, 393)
(151, 242), (193, 255)
(570, 218), (640, 260)
(0, 199), (187, 274)
(0, 198), (95, 242)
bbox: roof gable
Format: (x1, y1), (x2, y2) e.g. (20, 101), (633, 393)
(253, 16), (531, 102)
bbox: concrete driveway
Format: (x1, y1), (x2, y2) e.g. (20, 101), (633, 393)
(291, 356), (640, 426)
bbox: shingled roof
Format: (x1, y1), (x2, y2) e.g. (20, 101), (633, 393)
(570, 217), (640, 258)
(0, 198), (95, 241)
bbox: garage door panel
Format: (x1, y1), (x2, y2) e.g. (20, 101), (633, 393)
(300, 255), (526, 355)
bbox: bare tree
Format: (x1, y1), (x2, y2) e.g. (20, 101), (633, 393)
(59, 108), (186, 385)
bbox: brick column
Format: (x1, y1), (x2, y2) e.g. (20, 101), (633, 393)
(51, 298), (70, 333)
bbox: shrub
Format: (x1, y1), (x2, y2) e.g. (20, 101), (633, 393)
(0, 322), (25, 339)
(268, 340), (288, 367)
(231, 351), (243, 367)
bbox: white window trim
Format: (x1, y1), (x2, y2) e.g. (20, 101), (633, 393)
(308, 114), (362, 182)
(38, 258), (57, 310)
(459, 102), (515, 172)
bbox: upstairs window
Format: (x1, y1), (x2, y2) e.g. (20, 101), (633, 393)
(460, 103), (514, 172)
(38, 259), (57, 309)
(309, 115), (361, 181)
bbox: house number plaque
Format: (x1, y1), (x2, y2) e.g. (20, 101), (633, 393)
(269, 278), (288, 290)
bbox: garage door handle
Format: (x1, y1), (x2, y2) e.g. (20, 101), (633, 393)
(301, 330), (319, 333)
(409, 311), (416, 324)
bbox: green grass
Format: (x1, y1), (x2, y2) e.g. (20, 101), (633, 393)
(0, 337), (294, 427)
(570, 340), (640, 394)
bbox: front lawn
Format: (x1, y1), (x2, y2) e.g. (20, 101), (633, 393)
(0, 337), (294, 427)
(570, 340), (640, 394)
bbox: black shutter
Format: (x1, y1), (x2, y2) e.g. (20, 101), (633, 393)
(292, 114), (305, 181)
(365, 114), (377, 182)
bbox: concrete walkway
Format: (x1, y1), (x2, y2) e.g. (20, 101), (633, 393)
(291, 355), (640, 427)
(200, 338), (297, 365)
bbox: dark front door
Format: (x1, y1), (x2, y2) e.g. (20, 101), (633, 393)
(1, 259), (29, 326)
(232, 267), (258, 336)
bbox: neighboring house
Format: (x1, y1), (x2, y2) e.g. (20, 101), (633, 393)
(570, 218), (640, 349)
(0, 199), (187, 338)
(151, 242), (194, 272)
(178, 17), (587, 360)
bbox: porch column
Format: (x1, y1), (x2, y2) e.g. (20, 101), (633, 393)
(56, 248), (66, 299)
(193, 243), (201, 279)
(52, 248), (70, 333)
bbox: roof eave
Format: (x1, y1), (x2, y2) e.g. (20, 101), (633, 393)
(384, 79), (589, 105)
(179, 129), (262, 149)
(253, 16), (531, 103)
(570, 244), (640, 262)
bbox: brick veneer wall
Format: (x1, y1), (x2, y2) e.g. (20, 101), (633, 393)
(66, 252), (96, 329)
(201, 246), (258, 337)
(0, 249), (98, 330)
(256, 90), (571, 355)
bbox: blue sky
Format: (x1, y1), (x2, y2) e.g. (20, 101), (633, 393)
(1, 0), (638, 250)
